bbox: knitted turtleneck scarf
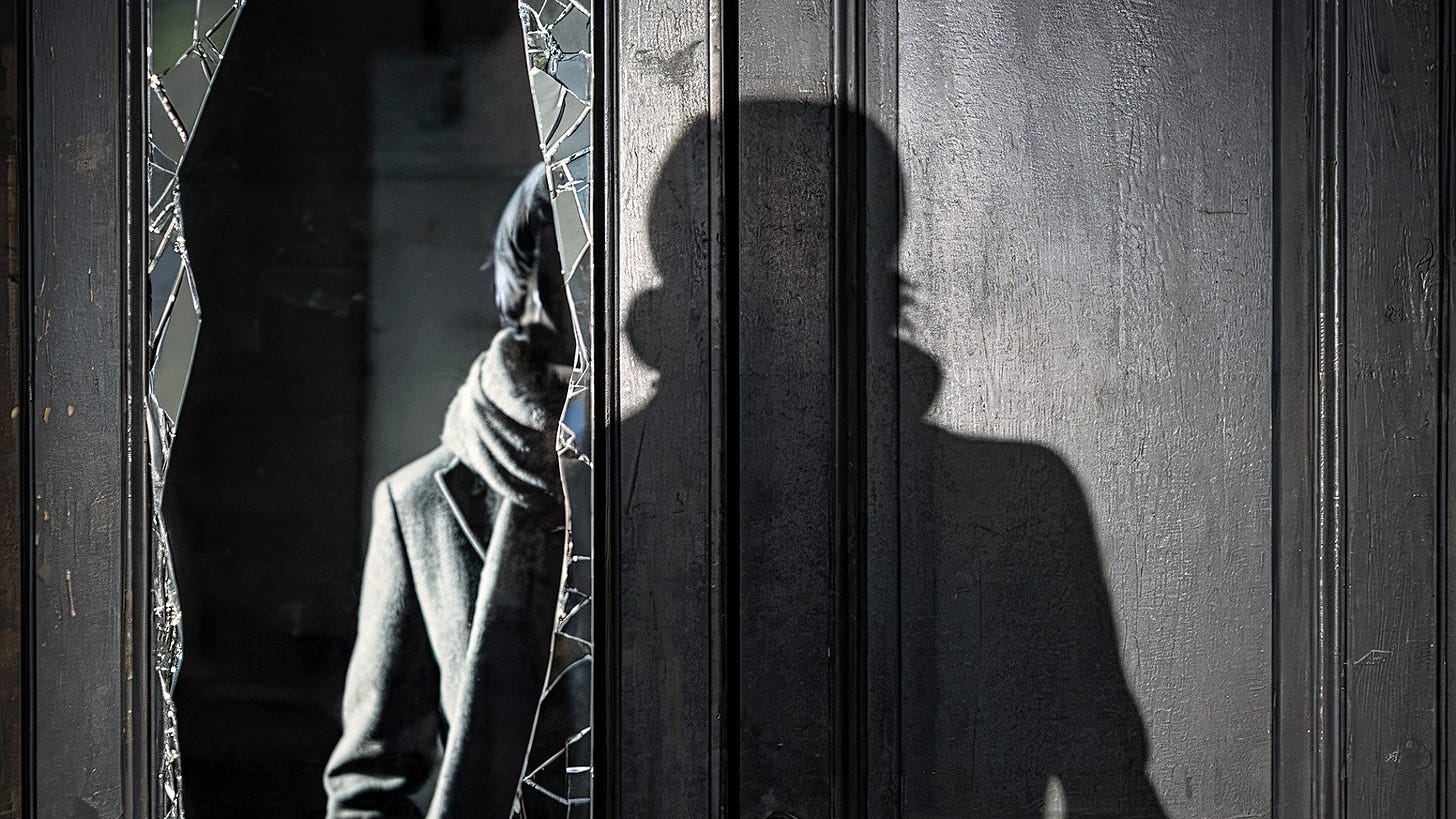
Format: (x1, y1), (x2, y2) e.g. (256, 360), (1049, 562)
(441, 327), (569, 510)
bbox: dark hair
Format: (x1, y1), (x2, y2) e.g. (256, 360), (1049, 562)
(493, 163), (575, 364)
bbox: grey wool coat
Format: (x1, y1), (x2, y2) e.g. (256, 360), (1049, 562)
(325, 329), (568, 819)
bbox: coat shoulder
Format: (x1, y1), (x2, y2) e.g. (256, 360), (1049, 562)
(378, 445), (458, 508)
(375, 445), (493, 562)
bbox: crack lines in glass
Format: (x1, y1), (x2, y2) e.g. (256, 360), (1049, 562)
(146, 2), (244, 816)
(513, 0), (593, 815)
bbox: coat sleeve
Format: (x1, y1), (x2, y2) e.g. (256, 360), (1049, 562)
(324, 480), (442, 819)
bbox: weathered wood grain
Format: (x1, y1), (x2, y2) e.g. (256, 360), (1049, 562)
(611, 0), (722, 814)
(1343, 0), (1445, 814)
(0, 2), (20, 814)
(26, 1), (145, 816)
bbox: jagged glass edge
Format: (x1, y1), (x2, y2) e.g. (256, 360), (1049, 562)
(513, 0), (594, 814)
(146, 3), (247, 816)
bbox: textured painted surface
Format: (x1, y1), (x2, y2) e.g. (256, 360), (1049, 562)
(736, 3), (838, 812)
(735, 98), (838, 816)
(893, 1), (1274, 815)
(28, 2), (137, 816)
(0, 8), (19, 816)
(1343, 0), (1444, 814)
(613, 0), (718, 813)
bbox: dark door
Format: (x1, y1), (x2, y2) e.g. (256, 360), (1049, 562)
(11, 0), (1453, 816)
(602, 0), (1454, 816)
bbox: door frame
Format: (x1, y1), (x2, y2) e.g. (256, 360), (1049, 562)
(10, 0), (1456, 816)
(17, 0), (155, 815)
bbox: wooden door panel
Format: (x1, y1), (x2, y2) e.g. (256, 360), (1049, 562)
(890, 1), (1274, 815)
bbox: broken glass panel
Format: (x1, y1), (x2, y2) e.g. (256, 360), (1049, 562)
(513, 0), (593, 813)
(146, 1), (245, 816)
(146, 2), (588, 813)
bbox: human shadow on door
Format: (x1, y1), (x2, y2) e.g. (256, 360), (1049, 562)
(895, 333), (1167, 818)
(627, 100), (1168, 817)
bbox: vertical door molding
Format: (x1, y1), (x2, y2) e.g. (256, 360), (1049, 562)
(23, 0), (153, 816)
(600, 0), (730, 814)
(1445, 0), (1456, 808)
(860, 0), (900, 815)
(1278, 0), (1455, 815)
(591, 0), (616, 812)
(1274, 0), (1345, 813)
(0, 0), (20, 815)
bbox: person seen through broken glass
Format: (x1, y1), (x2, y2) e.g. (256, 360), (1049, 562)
(324, 164), (572, 818)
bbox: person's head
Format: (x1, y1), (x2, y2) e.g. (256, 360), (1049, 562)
(493, 163), (576, 366)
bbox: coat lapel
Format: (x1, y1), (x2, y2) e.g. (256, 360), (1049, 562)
(434, 458), (491, 560)
(426, 457), (560, 818)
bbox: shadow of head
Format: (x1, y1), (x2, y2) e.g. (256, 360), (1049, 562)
(627, 99), (908, 378)
(629, 99), (952, 423)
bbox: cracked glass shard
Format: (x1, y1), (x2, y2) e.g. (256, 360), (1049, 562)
(148, 227), (183, 339)
(519, 0), (558, 16)
(155, 60), (210, 144)
(198, 0), (240, 53)
(549, 118), (589, 166)
(543, 94), (587, 155)
(151, 261), (201, 426)
(549, 55), (590, 101)
(148, 197), (178, 261)
(562, 238), (591, 372)
(514, 0), (593, 812)
(530, 71), (566, 140)
(549, 10), (588, 55)
(551, 190), (588, 275)
(146, 1), (245, 816)
(150, 91), (187, 171)
(570, 185), (590, 237)
(564, 153), (588, 188)
(148, 152), (180, 250)
(521, 0), (591, 104)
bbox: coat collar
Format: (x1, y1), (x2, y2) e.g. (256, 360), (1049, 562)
(434, 456), (491, 560)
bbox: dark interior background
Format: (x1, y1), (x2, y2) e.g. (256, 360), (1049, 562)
(161, 1), (539, 814)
